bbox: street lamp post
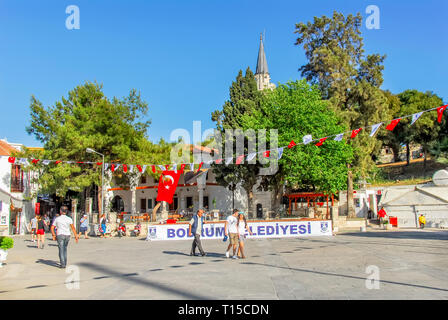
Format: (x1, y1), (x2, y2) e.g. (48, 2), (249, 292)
(86, 148), (105, 223)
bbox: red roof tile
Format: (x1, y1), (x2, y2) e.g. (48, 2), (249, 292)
(0, 140), (18, 156)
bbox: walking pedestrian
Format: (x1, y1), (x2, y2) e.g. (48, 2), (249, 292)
(418, 214), (426, 229)
(36, 215), (48, 249)
(378, 207), (387, 224)
(237, 212), (253, 259)
(99, 214), (107, 238)
(225, 209), (239, 259)
(188, 209), (206, 256)
(29, 215), (38, 243)
(43, 214), (51, 233)
(51, 206), (78, 269)
(78, 214), (89, 239)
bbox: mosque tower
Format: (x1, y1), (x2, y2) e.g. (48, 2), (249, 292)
(255, 33), (276, 91)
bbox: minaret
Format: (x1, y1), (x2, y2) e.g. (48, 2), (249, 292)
(255, 33), (275, 91)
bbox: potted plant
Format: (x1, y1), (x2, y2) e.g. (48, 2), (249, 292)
(382, 220), (391, 230)
(0, 236), (14, 267)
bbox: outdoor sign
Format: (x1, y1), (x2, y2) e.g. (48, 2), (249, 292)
(146, 220), (333, 241)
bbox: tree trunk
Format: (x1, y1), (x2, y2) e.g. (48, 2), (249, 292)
(152, 202), (161, 222)
(391, 144), (401, 163)
(247, 189), (254, 219)
(406, 144), (411, 166)
(232, 188), (235, 212)
(98, 185), (103, 217)
(423, 146), (427, 178)
(347, 165), (355, 218)
(271, 185), (283, 218)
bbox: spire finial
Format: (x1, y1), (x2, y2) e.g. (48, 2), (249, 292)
(260, 32), (263, 41)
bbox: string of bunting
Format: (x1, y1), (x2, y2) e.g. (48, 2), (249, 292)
(3, 103), (447, 173)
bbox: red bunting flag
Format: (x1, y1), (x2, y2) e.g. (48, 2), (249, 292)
(215, 159), (223, 164)
(264, 151), (270, 158)
(386, 119), (401, 131)
(152, 165), (156, 173)
(32, 159), (40, 164)
(55, 161), (62, 165)
(351, 128), (362, 139)
(180, 164), (186, 171)
(235, 155), (245, 165)
(156, 170), (182, 204)
(165, 165), (170, 170)
(8, 157), (15, 163)
(136, 165), (142, 172)
(96, 162), (103, 166)
(111, 164), (116, 172)
(123, 164), (128, 173)
(437, 105), (448, 123)
(197, 162), (204, 172)
(288, 140), (296, 149)
(315, 137), (328, 147)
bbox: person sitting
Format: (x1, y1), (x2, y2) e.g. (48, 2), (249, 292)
(117, 221), (126, 237)
(133, 222), (141, 237)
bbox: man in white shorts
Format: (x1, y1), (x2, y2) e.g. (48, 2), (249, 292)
(225, 209), (239, 259)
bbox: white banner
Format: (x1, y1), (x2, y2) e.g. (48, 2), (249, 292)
(146, 220), (332, 241)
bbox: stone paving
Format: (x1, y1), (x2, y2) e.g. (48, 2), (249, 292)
(1, 229), (447, 300)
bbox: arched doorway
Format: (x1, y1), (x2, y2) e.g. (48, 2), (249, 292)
(256, 203), (263, 219)
(112, 196), (125, 213)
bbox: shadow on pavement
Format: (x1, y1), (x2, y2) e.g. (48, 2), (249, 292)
(163, 250), (225, 258)
(163, 251), (190, 256)
(240, 261), (448, 293)
(341, 231), (448, 241)
(35, 259), (60, 268)
(78, 262), (209, 299)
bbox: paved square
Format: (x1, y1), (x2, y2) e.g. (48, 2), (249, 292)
(1, 230), (448, 299)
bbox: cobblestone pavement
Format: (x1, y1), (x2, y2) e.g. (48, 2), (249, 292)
(1, 229), (447, 299)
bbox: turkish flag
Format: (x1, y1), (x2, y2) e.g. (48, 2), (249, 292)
(288, 140), (296, 149)
(315, 137), (328, 147)
(437, 105), (447, 123)
(386, 119), (401, 131)
(156, 170), (183, 204)
(235, 155), (245, 165)
(351, 128), (362, 139)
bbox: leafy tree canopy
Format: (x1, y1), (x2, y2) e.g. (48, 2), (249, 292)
(21, 81), (169, 196)
(240, 80), (354, 195)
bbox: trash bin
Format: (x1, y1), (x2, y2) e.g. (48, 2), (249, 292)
(389, 216), (398, 227)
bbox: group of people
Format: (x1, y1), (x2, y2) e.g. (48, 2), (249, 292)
(378, 206), (427, 229)
(188, 208), (253, 259)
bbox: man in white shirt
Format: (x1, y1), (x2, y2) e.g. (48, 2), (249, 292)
(224, 209), (239, 259)
(51, 206), (78, 269)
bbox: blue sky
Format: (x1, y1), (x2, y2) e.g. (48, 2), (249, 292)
(0, 0), (447, 147)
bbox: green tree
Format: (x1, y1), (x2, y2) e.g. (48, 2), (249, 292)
(23, 81), (160, 212)
(295, 11), (392, 217)
(211, 68), (265, 217)
(395, 90), (444, 173)
(241, 80), (354, 212)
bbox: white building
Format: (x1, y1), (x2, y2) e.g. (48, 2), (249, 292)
(109, 169), (274, 219)
(0, 139), (40, 236)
